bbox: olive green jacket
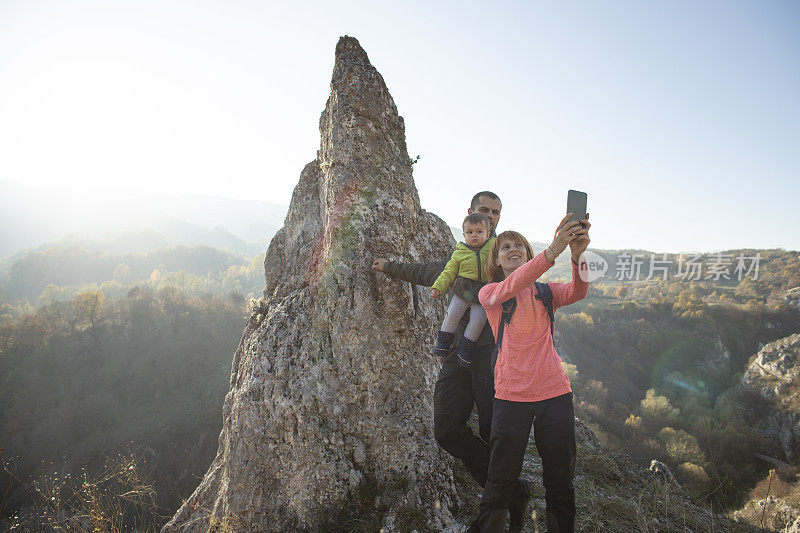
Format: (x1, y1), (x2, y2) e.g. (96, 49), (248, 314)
(431, 238), (495, 294)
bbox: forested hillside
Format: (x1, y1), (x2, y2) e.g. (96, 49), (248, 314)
(557, 297), (799, 505)
(0, 242), (264, 309)
(0, 287), (244, 522)
(1, 243), (798, 529)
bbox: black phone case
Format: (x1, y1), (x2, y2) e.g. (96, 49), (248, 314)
(567, 190), (587, 228)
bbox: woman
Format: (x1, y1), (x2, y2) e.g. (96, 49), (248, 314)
(477, 213), (591, 533)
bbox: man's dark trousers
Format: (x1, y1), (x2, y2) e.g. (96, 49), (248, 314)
(433, 341), (494, 486)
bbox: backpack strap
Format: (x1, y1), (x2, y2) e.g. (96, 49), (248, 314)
(490, 297), (517, 378)
(495, 298), (517, 351)
(534, 281), (556, 344)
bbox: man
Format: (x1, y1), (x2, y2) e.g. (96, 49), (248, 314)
(372, 192), (531, 533)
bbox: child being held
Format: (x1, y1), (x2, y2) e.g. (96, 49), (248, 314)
(431, 212), (495, 368)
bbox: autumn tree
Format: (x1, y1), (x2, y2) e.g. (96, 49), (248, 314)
(74, 290), (105, 327)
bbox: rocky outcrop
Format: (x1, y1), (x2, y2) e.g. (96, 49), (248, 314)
(742, 333), (800, 465)
(162, 36), (456, 532)
(648, 460), (678, 487)
(784, 287), (800, 313)
(735, 495), (800, 532)
(696, 336), (731, 375)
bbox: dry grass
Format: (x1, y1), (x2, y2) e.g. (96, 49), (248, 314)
(1, 447), (163, 531)
(513, 424), (762, 533)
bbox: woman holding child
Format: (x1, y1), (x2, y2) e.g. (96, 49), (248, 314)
(478, 213), (591, 533)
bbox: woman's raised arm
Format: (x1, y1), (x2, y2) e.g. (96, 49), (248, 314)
(550, 258), (590, 309)
(479, 251), (554, 309)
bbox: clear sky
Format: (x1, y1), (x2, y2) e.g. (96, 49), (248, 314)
(1, 0), (798, 253)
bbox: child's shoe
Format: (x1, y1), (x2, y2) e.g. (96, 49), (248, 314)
(432, 330), (454, 357)
(457, 336), (477, 368)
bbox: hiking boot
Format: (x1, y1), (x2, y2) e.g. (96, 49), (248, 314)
(432, 330), (454, 357)
(456, 336), (477, 368)
(508, 478), (533, 533)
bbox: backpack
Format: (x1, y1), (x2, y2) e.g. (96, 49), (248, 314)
(490, 282), (555, 378)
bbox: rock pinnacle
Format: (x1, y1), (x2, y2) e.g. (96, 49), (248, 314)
(163, 36), (457, 532)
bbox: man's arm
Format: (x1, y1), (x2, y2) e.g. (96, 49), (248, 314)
(373, 258), (485, 304)
(374, 259), (447, 287)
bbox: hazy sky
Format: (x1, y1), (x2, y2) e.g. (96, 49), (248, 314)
(1, 1), (798, 253)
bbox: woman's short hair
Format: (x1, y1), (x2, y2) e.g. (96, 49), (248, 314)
(484, 231), (535, 282)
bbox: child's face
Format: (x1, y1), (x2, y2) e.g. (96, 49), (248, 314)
(463, 221), (489, 248)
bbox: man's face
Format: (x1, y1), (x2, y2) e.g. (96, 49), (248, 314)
(468, 196), (502, 234)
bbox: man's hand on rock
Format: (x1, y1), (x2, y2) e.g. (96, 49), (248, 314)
(431, 288), (441, 299)
(371, 258), (387, 272)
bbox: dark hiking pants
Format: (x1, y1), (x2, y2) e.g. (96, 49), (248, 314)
(479, 393), (576, 533)
(433, 342), (494, 486)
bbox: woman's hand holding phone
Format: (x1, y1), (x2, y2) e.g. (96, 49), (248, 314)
(546, 213), (583, 263)
(569, 212), (591, 263)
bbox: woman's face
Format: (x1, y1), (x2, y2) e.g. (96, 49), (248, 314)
(496, 238), (530, 277)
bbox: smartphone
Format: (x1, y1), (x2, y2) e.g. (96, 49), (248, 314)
(566, 190), (587, 229)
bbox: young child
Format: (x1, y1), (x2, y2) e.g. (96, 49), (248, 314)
(431, 212), (494, 367)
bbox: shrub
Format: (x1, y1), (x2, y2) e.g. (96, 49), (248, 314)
(656, 427), (707, 467)
(624, 414), (644, 441)
(640, 389), (680, 429)
(676, 462), (711, 488)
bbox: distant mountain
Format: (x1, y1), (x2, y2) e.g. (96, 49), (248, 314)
(0, 180), (287, 259)
(45, 221), (259, 256)
(0, 242), (254, 301)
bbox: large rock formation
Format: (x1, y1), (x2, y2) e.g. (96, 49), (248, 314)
(163, 36), (457, 531)
(735, 494), (800, 532)
(742, 333), (800, 465)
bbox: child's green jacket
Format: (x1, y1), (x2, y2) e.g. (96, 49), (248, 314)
(431, 237), (495, 293)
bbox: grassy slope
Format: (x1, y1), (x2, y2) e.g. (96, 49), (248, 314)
(449, 419), (760, 533)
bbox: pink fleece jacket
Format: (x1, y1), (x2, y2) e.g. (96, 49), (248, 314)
(478, 251), (589, 402)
